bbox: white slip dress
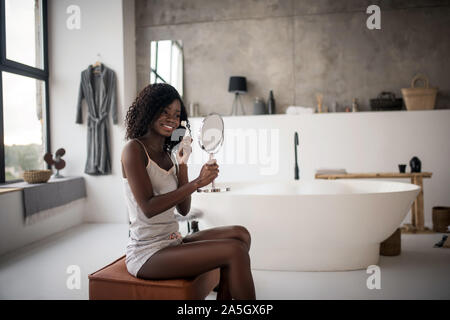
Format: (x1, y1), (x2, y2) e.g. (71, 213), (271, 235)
(122, 139), (183, 277)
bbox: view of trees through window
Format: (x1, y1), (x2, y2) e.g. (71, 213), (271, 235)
(1, 0), (48, 183)
(5, 144), (45, 180)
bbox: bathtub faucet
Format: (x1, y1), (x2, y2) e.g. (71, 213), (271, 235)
(294, 131), (299, 180)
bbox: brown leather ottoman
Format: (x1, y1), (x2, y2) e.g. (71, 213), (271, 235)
(88, 255), (220, 300)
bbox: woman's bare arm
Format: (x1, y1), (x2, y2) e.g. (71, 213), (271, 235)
(175, 163), (191, 216)
(122, 140), (199, 219)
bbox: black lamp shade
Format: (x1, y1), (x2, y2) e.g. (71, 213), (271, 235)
(228, 76), (247, 94)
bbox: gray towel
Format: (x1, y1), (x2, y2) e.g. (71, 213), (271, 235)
(0, 176), (86, 224)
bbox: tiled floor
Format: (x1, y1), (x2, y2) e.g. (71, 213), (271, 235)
(0, 223), (448, 300)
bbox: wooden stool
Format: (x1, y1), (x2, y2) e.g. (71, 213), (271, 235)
(380, 228), (401, 256)
(88, 256), (220, 300)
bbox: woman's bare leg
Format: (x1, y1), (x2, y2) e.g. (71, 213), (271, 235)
(183, 225), (251, 251)
(182, 225), (252, 299)
(216, 267), (232, 300)
(136, 239), (255, 300)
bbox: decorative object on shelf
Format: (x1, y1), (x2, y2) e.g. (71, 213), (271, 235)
(370, 91), (403, 111)
(189, 102), (200, 117)
(253, 97), (266, 115)
(398, 164), (406, 173)
(410, 156), (422, 173)
(294, 132), (299, 180)
(331, 101), (337, 113)
(286, 106), (314, 115)
(315, 93), (323, 113)
(267, 90), (276, 114)
(23, 170), (52, 184)
(76, 62), (118, 175)
(432, 206), (450, 233)
(44, 148), (66, 178)
(228, 76), (247, 116)
(352, 98), (359, 112)
(401, 74), (438, 111)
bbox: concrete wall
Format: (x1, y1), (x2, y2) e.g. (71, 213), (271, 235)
(136, 0), (450, 115)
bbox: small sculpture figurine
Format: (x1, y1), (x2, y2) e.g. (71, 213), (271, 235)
(316, 93), (323, 113)
(409, 156), (421, 173)
(44, 148), (66, 178)
(352, 98), (359, 112)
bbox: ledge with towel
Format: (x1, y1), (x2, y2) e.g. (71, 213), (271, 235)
(0, 176), (86, 224)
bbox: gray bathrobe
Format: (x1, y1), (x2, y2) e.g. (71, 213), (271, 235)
(76, 64), (118, 175)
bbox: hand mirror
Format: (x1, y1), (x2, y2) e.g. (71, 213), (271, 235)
(197, 112), (230, 193)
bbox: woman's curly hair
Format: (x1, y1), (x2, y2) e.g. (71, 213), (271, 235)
(125, 83), (191, 153)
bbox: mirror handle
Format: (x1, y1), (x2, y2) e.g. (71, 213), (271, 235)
(209, 153), (216, 189)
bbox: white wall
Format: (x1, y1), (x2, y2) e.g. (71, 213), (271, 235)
(0, 192), (84, 256)
(48, 0), (136, 223)
(0, 0), (135, 256)
(185, 110), (450, 228)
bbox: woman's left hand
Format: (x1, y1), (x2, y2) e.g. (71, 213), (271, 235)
(176, 136), (193, 165)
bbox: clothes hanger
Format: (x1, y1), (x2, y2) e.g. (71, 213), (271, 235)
(92, 53), (102, 74)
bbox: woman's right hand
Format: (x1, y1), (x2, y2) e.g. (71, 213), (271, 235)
(194, 160), (219, 188)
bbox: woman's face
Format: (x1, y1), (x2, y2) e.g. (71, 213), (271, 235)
(151, 99), (181, 138)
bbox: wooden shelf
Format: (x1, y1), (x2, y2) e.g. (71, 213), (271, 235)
(315, 172), (433, 233)
(315, 172), (432, 180)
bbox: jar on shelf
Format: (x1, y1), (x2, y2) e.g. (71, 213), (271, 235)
(253, 97), (266, 115)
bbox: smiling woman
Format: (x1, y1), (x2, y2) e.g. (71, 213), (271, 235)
(121, 83), (255, 300)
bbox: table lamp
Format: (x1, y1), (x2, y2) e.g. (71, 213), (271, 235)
(228, 76), (247, 116)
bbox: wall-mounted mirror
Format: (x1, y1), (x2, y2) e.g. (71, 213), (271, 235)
(150, 40), (184, 99)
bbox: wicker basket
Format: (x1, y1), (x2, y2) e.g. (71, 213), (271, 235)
(380, 228), (401, 256)
(401, 74), (437, 111)
(432, 206), (450, 233)
(23, 170), (52, 184)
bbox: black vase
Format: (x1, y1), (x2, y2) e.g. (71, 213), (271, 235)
(410, 156), (421, 173)
(267, 90), (276, 114)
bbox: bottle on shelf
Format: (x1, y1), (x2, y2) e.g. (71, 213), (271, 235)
(352, 98), (359, 112)
(267, 90), (276, 114)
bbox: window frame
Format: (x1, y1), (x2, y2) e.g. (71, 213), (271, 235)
(0, 0), (51, 184)
(150, 40), (183, 84)
(150, 41), (167, 84)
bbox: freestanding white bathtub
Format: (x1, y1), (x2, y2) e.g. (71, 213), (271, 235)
(191, 179), (420, 271)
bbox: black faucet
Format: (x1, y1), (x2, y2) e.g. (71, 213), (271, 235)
(294, 132), (299, 180)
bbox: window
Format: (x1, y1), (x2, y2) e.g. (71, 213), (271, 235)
(150, 40), (184, 98)
(0, 0), (50, 184)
